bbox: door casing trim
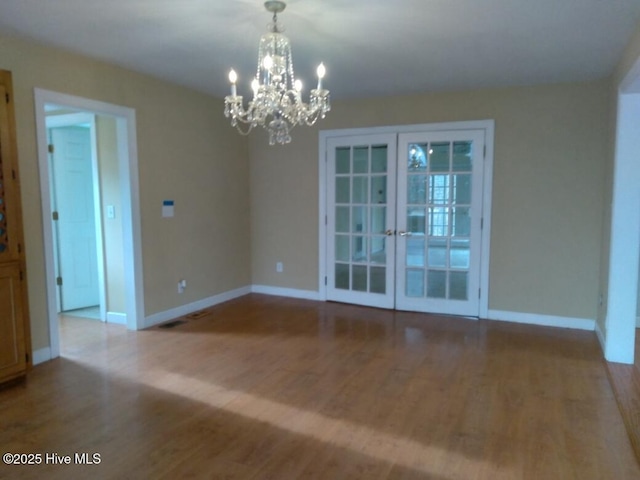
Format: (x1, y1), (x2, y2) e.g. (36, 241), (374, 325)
(35, 88), (144, 359)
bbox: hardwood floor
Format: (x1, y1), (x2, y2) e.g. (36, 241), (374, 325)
(1, 294), (638, 479)
(605, 332), (640, 465)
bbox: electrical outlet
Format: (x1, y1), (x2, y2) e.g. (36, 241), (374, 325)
(276, 262), (283, 273)
(178, 279), (187, 294)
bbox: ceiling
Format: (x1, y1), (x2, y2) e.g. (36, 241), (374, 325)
(1, 0), (639, 100)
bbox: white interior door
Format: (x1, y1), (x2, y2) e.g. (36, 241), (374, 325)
(326, 134), (397, 308)
(396, 130), (485, 316)
(325, 127), (486, 317)
(50, 126), (100, 311)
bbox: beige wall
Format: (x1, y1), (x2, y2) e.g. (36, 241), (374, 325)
(0, 33), (250, 351)
(250, 81), (609, 323)
(96, 116), (126, 313)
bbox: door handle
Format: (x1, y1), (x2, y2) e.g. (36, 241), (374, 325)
(398, 231), (412, 237)
(385, 229), (395, 236)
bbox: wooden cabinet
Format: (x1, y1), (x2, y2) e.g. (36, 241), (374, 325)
(0, 70), (31, 385)
(0, 264), (27, 381)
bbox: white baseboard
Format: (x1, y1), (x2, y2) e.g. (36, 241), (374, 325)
(143, 286), (251, 329)
(106, 312), (127, 325)
(487, 309), (595, 331)
(32, 347), (52, 366)
(251, 285), (321, 301)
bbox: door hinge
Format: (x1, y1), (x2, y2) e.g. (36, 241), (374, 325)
(20, 270), (23, 281)
(481, 218), (484, 230)
(478, 288), (481, 299)
(48, 144), (55, 154)
(12, 169), (16, 180)
(483, 145), (486, 158)
(56, 276), (63, 286)
(5, 93), (9, 104)
(325, 215), (327, 226)
(25, 352), (30, 363)
(324, 276), (327, 286)
(17, 243), (21, 254)
(52, 211), (59, 221)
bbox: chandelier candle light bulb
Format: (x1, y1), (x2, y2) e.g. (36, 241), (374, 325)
(228, 69), (237, 96)
(317, 63), (325, 90)
(223, 0), (330, 145)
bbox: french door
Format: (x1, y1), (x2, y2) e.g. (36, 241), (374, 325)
(326, 128), (486, 317)
(326, 134), (397, 308)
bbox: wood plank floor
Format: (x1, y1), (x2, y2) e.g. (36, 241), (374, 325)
(605, 332), (640, 465)
(1, 294), (639, 479)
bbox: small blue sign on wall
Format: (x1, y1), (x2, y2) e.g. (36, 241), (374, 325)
(162, 200), (174, 218)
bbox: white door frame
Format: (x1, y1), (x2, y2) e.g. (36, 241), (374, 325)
(605, 56), (640, 364)
(46, 113), (105, 321)
(319, 120), (495, 318)
(35, 89), (145, 358)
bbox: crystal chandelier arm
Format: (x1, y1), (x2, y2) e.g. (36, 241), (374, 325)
(225, 96), (258, 136)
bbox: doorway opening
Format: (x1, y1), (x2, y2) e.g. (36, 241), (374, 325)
(35, 89), (144, 360)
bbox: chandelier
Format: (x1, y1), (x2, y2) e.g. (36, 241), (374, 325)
(224, 0), (330, 145)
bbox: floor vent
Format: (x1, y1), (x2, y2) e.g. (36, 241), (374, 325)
(158, 320), (187, 329)
(186, 310), (209, 320)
